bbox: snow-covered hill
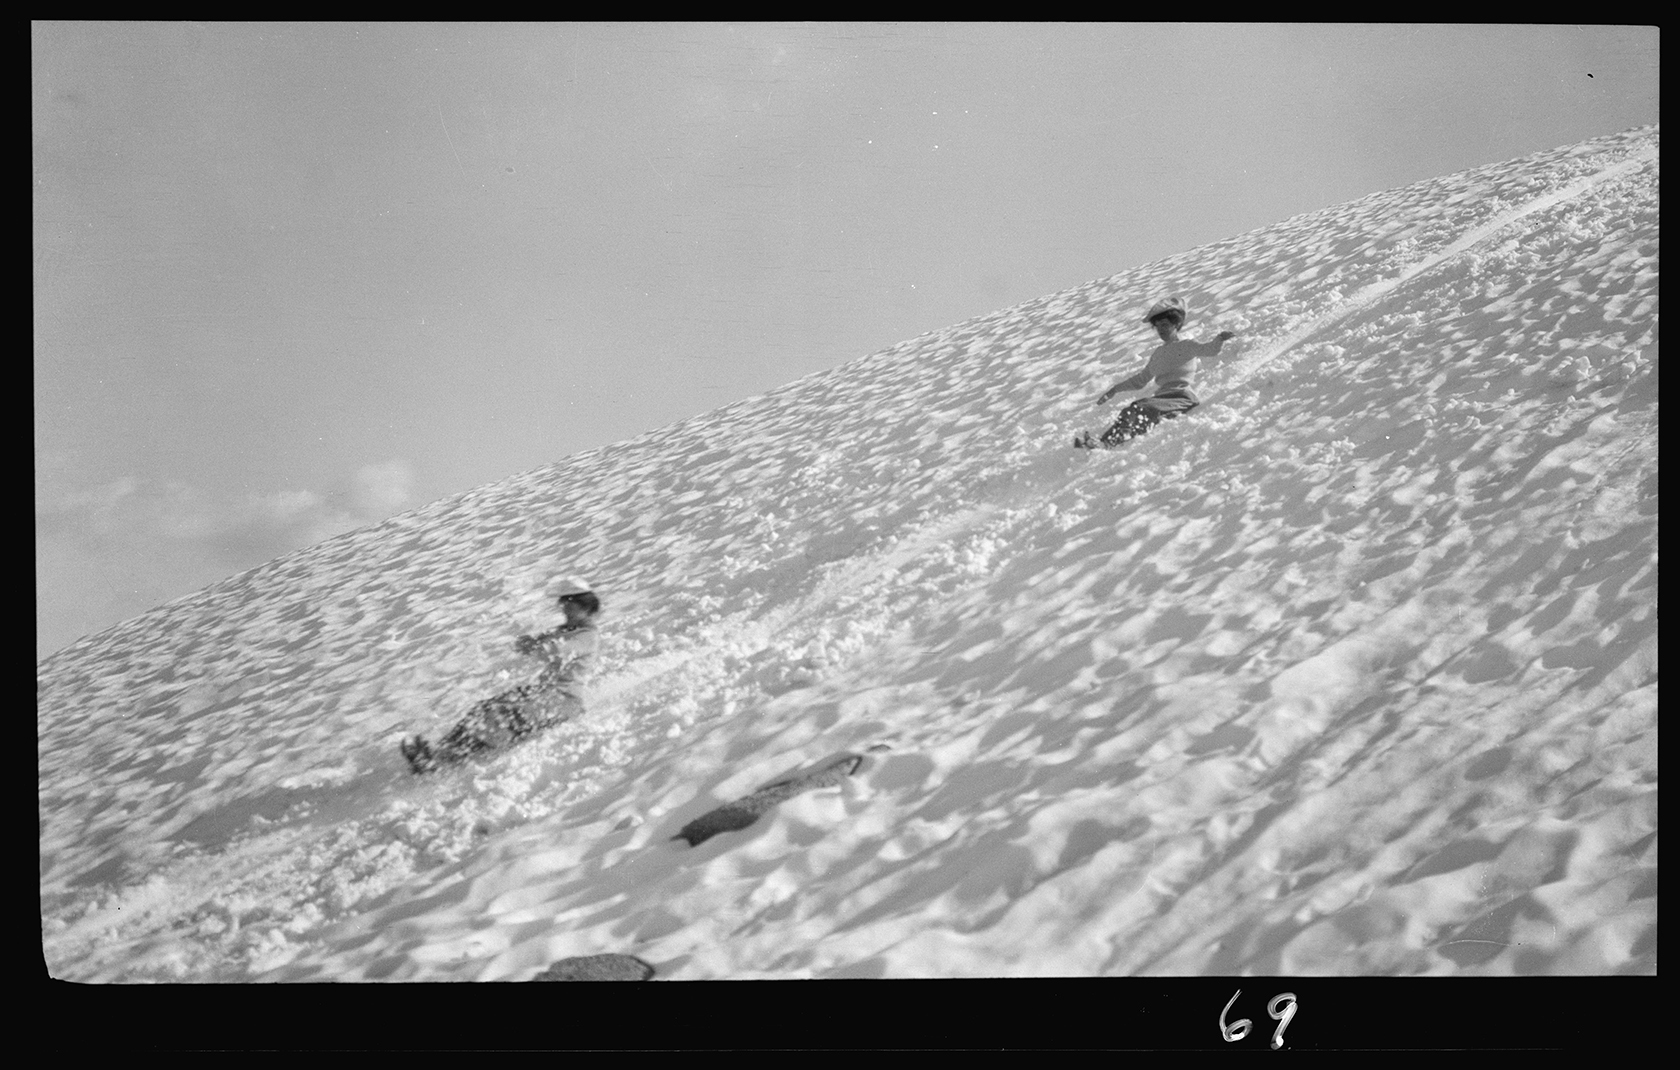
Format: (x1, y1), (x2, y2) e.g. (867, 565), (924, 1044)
(39, 126), (1657, 981)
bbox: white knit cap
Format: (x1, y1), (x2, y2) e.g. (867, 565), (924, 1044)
(549, 576), (594, 598)
(1142, 296), (1188, 325)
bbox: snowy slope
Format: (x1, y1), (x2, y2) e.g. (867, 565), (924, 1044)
(39, 126), (1657, 981)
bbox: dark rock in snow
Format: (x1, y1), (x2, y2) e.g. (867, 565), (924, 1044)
(530, 953), (655, 981)
(673, 752), (867, 847)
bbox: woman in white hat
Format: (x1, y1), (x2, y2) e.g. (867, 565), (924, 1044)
(1075, 297), (1236, 448)
(401, 578), (602, 774)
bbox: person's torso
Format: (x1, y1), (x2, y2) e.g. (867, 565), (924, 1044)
(534, 624), (598, 693)
(1145, 338), (1216, 390)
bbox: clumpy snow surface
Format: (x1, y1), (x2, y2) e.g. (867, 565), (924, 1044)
(39, 127), (1657, 981)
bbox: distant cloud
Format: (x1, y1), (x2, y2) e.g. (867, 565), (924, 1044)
(352, 460), (415, 518)
(36, 460), (417, 657)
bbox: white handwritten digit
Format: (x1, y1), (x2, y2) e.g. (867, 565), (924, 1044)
(1220, 989), (1252, 1042)
(1268, 992), (1298, 1050)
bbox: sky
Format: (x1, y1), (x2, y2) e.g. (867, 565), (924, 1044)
(32, 22), (1659, 658)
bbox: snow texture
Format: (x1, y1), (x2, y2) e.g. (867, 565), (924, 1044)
(39, 126), (1658, 981)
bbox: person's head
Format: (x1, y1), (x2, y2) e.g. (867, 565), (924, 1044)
(1143, 297), (1187, 339)
(549, 577), (601, 620)
(559, 591), (601, 619)
(1149, 314), (1182, 340)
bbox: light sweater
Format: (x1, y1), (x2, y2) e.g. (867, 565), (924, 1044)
(524, 622), (598, 699)
(1111, 337), (1227, 394)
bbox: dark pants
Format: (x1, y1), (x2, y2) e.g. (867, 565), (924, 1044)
(1097, 388), (1199, 446)
(403, 684), (580, 774)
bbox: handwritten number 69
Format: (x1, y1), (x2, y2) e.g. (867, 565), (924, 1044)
(1221, 989), (1298, 1049)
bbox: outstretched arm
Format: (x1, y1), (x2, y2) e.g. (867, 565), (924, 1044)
(1096, 367), (1152, 405)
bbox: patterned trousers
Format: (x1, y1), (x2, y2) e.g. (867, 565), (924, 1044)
(403, 684), (581, 774)
(1097, 388), (1200, 446)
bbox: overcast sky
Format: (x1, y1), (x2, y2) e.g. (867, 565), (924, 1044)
(33, 22), (1659, 657)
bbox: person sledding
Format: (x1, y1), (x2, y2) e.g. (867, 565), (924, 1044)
(1074, 297), (1236, 449)
(400, 578), (602, 774)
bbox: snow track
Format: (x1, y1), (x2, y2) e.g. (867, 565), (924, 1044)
(1209, 144), (1659, 401)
